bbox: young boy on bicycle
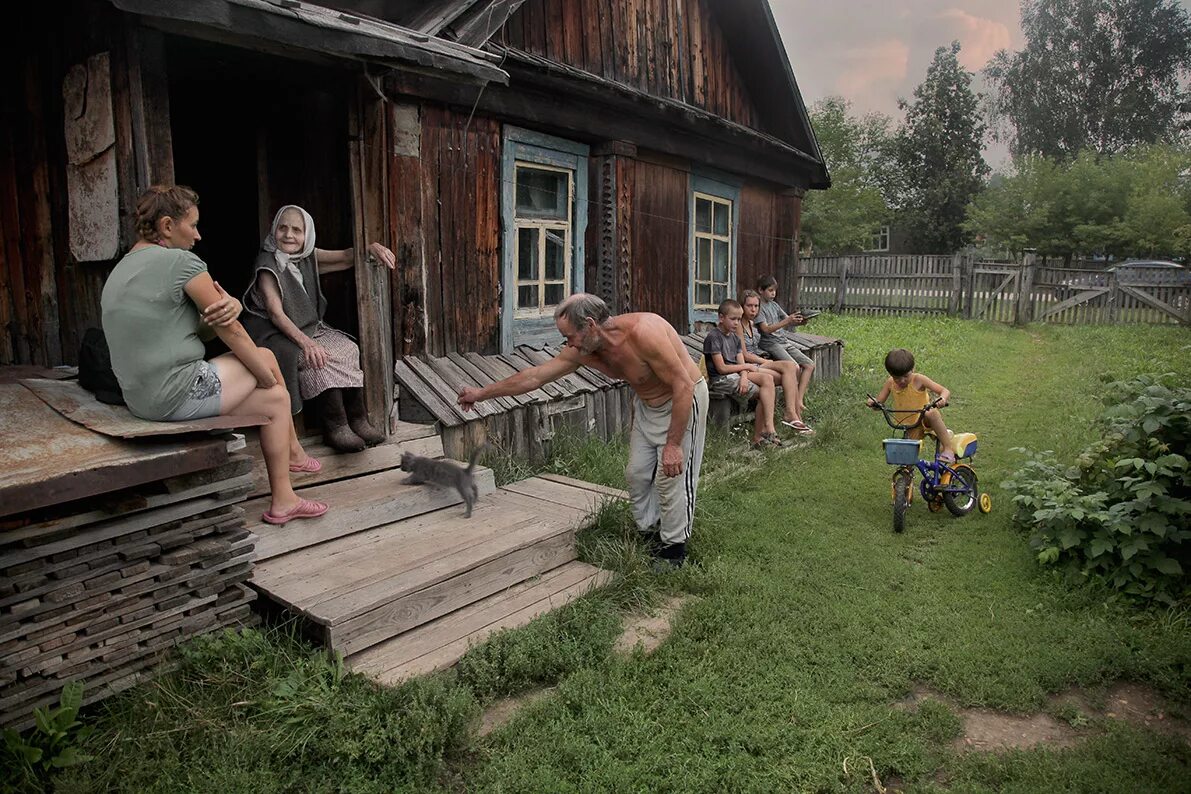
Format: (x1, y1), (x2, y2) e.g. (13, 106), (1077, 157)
(866, 348), (955, 460)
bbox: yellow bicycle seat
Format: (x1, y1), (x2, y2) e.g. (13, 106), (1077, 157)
(951, 432), (978, 458)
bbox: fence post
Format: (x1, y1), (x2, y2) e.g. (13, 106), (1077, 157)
(834, 257), (849, 313)
(1108, 270), (1121, 323)
(963, 254), (975, 319)
(1015, 251), (1036, 326)
(948, 253), (962, 316)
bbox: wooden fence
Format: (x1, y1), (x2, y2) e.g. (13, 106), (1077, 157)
(797, 255), (1190, 326)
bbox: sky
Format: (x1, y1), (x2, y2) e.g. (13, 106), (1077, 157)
(770, 0), (1023, 169)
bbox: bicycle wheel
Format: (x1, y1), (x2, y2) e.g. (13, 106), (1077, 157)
(892, 469), (912, 533)
(943, 464), (978, 517)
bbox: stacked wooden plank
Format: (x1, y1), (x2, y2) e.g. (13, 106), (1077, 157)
(0, 453), (258, 729)
(394, 346), (632, 463)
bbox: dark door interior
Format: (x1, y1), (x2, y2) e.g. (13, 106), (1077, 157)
(165, 37), (356, 331)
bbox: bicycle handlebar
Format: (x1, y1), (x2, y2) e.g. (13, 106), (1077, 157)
(865, 394), (945, 431)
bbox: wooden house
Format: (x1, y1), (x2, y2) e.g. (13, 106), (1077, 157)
(3, 0), (830, 432)
(2, 1), (841, 711)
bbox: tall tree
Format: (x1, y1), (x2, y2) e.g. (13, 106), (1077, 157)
(894, 42), (989, 253)
(985, 0), (1191, 159)
(800, 97), (894, 253)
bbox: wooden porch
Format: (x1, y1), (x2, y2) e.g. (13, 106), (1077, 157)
(243, 422), (617, 684)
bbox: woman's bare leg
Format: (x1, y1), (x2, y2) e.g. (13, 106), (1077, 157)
(797, 361), (815, 416)
(755, 374), (776, 437)
(763, 361), (801, 422)
(212, 351), (303, 514)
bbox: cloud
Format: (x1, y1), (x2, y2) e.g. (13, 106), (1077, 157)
(835, 38), (911, 105)
(935, 8), (1013, 69)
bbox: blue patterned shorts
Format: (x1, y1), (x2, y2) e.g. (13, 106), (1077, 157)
(163, 360), (223, 421)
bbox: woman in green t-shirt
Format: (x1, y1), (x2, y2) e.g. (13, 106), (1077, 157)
(102, 186), (329, 525)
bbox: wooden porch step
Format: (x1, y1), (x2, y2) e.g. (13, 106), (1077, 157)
(243, 463), (497, 561)
(347, 560), (612, 685)
(250, 482), (599, 656)
(246, 421), (442, 499)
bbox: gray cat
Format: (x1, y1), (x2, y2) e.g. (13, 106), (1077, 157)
(400, 445), (485, 518)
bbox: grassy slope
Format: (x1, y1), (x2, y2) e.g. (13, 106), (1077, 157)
(53, 318), (1190, 793)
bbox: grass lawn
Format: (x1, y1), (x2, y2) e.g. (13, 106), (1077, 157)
(51, 317), (1190, 793)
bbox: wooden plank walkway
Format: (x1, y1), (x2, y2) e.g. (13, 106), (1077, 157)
(244, 429), (619, 681)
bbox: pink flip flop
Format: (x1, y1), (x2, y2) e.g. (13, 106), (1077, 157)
(289, 456), (322, 473)
(261, 498), (329, 525)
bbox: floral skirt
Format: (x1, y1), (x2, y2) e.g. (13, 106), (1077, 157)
(297, 326), (364, 399)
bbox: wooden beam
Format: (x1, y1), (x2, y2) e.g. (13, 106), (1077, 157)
(1036, 286), (1110, 321)
(350, 80), (395, 436)
(1118, 284), (1189, 325)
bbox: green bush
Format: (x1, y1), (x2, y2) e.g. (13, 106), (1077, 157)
(1002, 375), (1190, 605)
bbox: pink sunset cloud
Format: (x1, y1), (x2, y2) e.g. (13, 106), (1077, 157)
(836, 38), (911, 107)
(935, 8), (1014, 69)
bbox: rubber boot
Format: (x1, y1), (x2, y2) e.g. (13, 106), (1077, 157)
(321, 388), (365, 452)
(344, 388), (385, 447)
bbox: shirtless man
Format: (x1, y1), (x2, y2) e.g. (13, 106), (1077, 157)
(458, 293), (709, 568)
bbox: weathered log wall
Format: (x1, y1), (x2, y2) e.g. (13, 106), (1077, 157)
(503, 0), (761, 129)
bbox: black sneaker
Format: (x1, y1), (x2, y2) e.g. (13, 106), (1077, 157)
(637, 522), (662, 554)
(651, 541), (687, 571)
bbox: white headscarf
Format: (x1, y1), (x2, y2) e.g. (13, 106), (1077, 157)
(262, 205), (316, 290)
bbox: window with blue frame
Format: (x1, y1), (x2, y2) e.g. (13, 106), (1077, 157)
(501, 127), (588, 350)
(688, 174), (740, 327)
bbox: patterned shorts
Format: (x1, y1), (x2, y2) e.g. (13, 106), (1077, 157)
(164, 360), (223, 421)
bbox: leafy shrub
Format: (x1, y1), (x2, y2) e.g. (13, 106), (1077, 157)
(1002, 374), (1190, 605)
(1, 682), (93, 793)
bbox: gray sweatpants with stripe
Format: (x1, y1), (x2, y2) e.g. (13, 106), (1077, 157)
(626, 379), (709, 546)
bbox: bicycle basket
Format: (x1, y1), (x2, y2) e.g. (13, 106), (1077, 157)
(883, 438), (921, 465)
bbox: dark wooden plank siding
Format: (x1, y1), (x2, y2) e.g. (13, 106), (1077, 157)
(418, 107), (502, 356)
(736, 185), (776, 298)
(778, 193), (802, 309)
(630, 159), (688, 329)
(2, 1), (125, 368)
(502, 0), (759, 129)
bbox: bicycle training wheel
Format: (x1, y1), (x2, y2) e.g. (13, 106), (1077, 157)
(979, 492), (992, 513)
(943, 465), (978, 517)
(892, 469), (912, 533)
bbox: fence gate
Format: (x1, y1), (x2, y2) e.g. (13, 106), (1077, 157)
(967, 263), (1021, 323)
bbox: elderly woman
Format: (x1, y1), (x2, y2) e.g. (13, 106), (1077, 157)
(241, 205), (395, 452)
(101, 186), (328, 525)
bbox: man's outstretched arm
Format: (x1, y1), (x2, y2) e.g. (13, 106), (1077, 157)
(458, 349), (581, 411)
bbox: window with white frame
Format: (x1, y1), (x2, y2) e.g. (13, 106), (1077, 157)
(500, 127), (589, 351)
(692, 192), (733, 309)
(867, 225), (890, 252)
(513, 163), (573, 316)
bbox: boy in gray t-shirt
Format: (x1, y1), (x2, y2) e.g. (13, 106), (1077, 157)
(755, 275), (816, 420)
(703, 299), (780, 448)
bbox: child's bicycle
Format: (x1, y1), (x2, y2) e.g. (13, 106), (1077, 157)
(866, 395), (991, 533)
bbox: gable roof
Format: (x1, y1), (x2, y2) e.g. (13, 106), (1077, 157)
(409, 0), (828, 188)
